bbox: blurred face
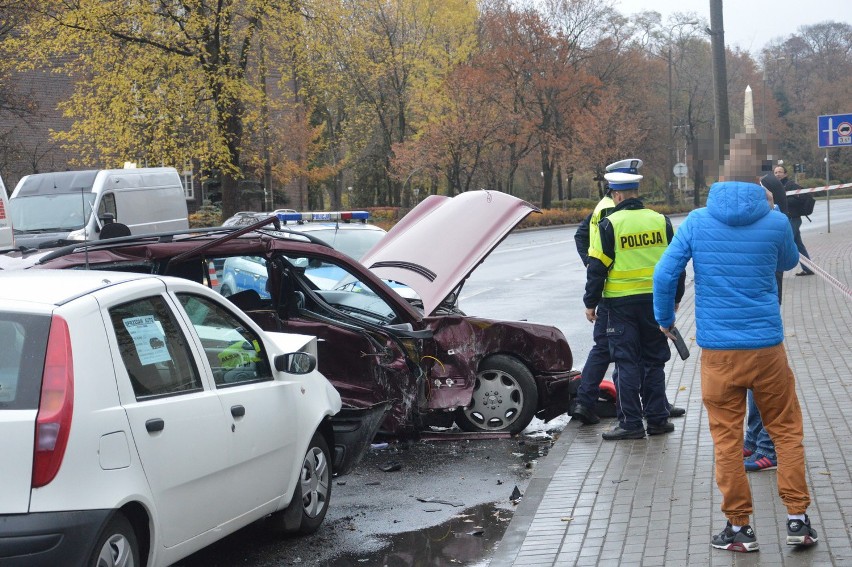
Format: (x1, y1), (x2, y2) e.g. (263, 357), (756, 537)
(773, 166), (787, 180)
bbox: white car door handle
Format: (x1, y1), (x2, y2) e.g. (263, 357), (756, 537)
(230, 405), (246, 418)
(145, 418), (165, 433)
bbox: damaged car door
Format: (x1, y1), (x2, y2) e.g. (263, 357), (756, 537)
(265, 253), (435, 434)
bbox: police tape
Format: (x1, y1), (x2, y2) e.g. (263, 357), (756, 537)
(798, 256), (852, 299)
(785, 182), (852, 196)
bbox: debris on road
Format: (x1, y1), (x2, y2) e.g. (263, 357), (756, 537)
(416, 496), (465, 507)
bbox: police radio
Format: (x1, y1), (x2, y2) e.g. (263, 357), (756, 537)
(668, 325), (690, 361)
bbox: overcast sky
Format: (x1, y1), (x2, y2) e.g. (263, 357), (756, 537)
(614, 0), (852, 54)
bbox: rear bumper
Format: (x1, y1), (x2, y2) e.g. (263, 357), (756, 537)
(0, 509), (111, 567)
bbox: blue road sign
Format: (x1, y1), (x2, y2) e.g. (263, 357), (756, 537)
(818, 113), (852, 148)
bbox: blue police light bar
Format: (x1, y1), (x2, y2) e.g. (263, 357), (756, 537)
(276, 210), (370, 224)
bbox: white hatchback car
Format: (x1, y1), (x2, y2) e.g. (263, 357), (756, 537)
(0, 270), (343, 567)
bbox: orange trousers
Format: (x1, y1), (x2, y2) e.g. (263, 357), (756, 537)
(700, 343), (810, 526)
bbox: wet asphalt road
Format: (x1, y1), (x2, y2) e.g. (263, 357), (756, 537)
(175, 429), (565, 566)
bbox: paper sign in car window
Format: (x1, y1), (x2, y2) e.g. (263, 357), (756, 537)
(123, 315), (172, 365)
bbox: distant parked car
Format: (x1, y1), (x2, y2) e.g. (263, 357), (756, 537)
(28, 191), (616, 435)
(0, 269), (383, 567)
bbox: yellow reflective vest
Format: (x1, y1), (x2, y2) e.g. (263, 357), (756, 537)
(601, 208), (668, 298)
(218, 339), (262, 369)
(587, 195), (615, 259)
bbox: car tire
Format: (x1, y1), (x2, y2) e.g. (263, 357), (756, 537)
(219, 283), (233, 297)
(89, 511), (140, 567)
(455, 355), (538, 434)
(269, 432), (332, 535)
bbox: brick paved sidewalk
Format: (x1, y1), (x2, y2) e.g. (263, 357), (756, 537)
(490, 220), (852, 566)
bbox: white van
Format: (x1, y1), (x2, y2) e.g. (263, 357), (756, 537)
(8, 167), (189, 250)
(0, 173), (14, 251)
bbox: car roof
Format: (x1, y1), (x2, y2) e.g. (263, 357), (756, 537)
(27, 230), (425, 321)
(0, 270), (153, 305)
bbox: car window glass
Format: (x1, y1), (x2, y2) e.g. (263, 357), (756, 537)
(284, 254), (398, 326)
(0, 313), (50, 409)
(177, 293), (272, 387)
(109, 296), (203, 400)
(98, 193), (117, 219)
(305, 227), (384, 259)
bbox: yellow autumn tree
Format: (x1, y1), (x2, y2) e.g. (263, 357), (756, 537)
(305, 0), (478, 206)
(8, 0), (311, 217)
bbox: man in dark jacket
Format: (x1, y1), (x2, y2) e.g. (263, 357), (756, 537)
(584, 168), (684, 440)
(775, 164), (814, 276)
(571, 159), (684, 425)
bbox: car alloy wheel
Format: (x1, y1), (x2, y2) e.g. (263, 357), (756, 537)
(455, 354), (538, 434)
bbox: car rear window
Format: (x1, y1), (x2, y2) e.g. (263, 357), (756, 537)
(0, 313), (51, 410)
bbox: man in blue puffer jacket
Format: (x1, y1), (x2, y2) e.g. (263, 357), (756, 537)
(653, 169), (818, 552)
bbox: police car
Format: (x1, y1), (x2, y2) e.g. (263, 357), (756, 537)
(220, 210), (388, 296)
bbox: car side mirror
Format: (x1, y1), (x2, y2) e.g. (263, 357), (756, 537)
(274, 352), (317, 374)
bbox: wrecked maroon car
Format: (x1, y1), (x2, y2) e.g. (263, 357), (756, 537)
(28, 190), (615, 435)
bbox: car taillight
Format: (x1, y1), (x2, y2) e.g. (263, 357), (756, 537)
(32, 316), (74, 488)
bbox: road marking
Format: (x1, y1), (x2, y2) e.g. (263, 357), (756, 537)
(492, 239), (573, 254)
(513, 273), (538, 280)
(460, 287), (494, 301)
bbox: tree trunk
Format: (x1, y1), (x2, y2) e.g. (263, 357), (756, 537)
(566, 169), (574, 201)
(692, 140), (705, 208)
(556, 165), (564, 201)
(219, 109), (243, 219)
(540, 148), (553, 209)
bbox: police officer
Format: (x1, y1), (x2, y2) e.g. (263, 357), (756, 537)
(570, 159), (684, 425)
(584, 166), (684, 440)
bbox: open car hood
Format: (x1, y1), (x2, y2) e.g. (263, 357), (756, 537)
(360, 191), (539, 315)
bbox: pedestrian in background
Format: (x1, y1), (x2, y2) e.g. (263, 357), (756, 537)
(776, 164), (814, 276)
(653, 134), (818, 553)
(742, 186), (782, 473)
(760, 171), (788, 301)
(571, 158), (684, 426)
(583, 164), (683, 440)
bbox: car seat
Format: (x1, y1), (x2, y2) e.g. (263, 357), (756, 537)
(228, 289), (266, 312)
